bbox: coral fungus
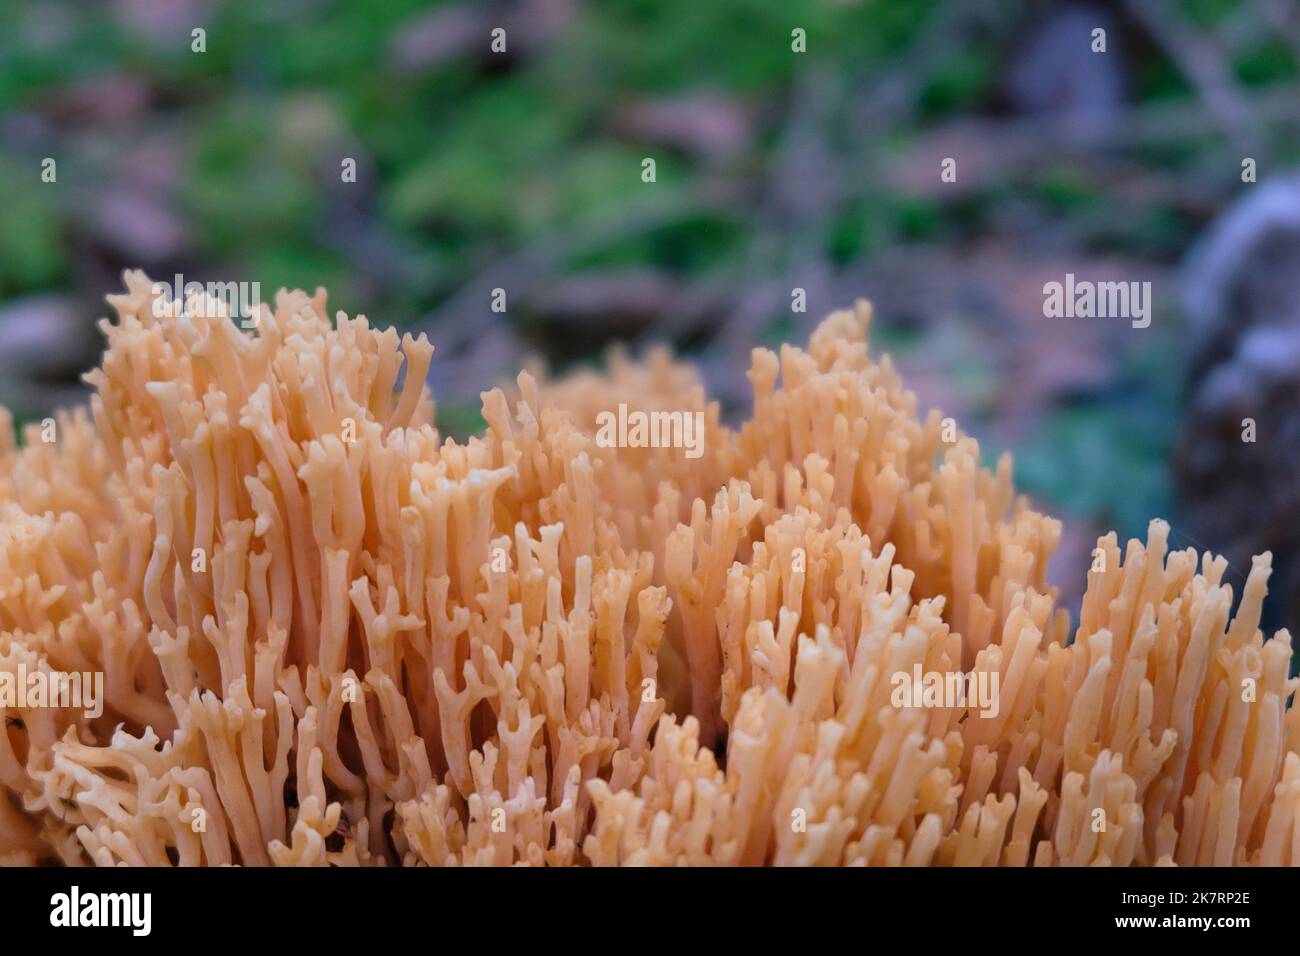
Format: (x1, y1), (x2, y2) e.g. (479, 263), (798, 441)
(0, 271), (1296, 866)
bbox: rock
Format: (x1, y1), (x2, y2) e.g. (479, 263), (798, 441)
(1176, 174), (1300, 637)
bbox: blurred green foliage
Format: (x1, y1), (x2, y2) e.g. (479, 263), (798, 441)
(0, 0), (944, 313)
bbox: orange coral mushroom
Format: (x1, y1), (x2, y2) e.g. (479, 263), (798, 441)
(0, 272), (1295, 866)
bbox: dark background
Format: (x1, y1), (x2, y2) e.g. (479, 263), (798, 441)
(2, 0), (1298, 634)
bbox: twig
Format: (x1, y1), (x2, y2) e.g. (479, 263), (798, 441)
(1123, 0), (1257, 150)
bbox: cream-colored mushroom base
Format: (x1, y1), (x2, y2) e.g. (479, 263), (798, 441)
(1, 272), (1295, 866)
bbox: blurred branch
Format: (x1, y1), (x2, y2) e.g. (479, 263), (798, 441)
(1123, 0), (1256, 149)
(849, 0), (997, 134)
(888, 83), (1299, 173)
(687, 0), (1002, 407)
(878, 83), (1300, 216)
(716, 67), (840, 353)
